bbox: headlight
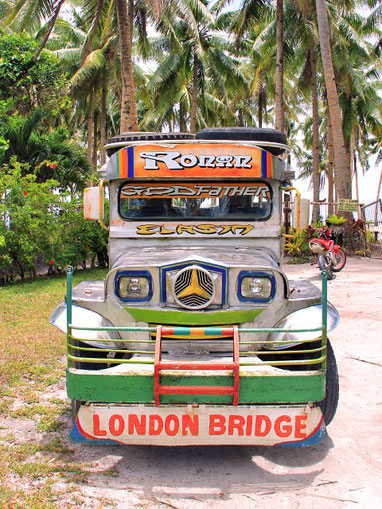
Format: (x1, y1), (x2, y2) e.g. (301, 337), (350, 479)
(238, 272), (275, 302)
(116, 271), (152, 301)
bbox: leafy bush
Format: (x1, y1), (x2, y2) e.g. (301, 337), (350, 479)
(0, 162), (108, 282)
(284, 228), (311, 261)
(326, 214), (346, 225)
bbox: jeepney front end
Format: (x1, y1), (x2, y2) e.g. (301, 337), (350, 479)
(51, 129), (339, 446)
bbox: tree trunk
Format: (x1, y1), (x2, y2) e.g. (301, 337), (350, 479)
(190, 52), (198, 134)
(33, 0), (65, 61)
(375, 169), (382, 224)
(315, 0), (351, 203)
(327, 105), (335, 214)
(275, 0), (284, 132)
(311, 49), (320, 222)
(100, 83), (107, 165)
(87, 93), (94, 166)
(179, 101), (185, 132)
(116, 0), (139, 133)
(92, 110), (98, 171)
(80, 0), (105, 66)
(258, 90), (263, 128)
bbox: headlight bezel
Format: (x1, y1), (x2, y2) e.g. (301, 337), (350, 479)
(237, 271), (275, 303)
(115, 270), (153, 302)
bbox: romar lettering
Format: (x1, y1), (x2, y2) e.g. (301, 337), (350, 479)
(140, 151), (253, 171)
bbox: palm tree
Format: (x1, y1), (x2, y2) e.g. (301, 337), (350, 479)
(315, 0), (351, 202)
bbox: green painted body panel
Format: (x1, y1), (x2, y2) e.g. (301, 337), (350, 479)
(67, 369), (325, 405)
(124, 307), (263, 325)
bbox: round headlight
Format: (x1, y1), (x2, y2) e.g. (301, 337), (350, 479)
(240, 276), (272, 300)
(117, 275), (151, 300)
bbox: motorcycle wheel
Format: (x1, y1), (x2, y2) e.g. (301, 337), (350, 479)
(318, 254), (334, 280)
(318, 340), (339, 425)
(330, 248), (347, 272)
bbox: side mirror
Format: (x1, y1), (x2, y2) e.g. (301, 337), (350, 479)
(83, 180), (108, 230)
(84, 186), (102, 220)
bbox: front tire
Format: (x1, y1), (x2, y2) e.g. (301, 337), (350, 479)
(330, 248), (346, 272)
(318, 340), (339, 425)
(318, 254), (334, 280)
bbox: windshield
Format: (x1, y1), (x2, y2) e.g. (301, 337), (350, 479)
(119, 182), (272, 221)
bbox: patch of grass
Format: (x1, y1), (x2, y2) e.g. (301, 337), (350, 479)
(0, 268), (107, 390)
(9, 400), (69, 432)
(0, 439), (90, 487)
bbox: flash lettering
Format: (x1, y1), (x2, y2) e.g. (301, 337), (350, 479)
(136, 225), (159, 235)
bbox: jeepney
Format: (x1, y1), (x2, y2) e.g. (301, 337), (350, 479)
(51, 127), (339, 446)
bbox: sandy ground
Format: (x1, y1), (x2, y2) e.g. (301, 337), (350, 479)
(56, 257), (381, 508)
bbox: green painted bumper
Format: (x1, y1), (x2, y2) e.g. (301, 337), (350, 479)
(67, 369), (325, 405)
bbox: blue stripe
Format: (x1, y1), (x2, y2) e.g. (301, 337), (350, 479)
(261, 150), (267, 178)
(128, 147), (134, 178)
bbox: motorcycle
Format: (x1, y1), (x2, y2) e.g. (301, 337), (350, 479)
(307, 225), (347, 280)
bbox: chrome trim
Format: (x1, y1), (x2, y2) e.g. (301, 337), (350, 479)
(265, 303), (339, 350)
(50, 302), (120, 348)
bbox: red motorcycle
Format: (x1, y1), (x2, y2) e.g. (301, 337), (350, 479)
(307, 225), (347, 280)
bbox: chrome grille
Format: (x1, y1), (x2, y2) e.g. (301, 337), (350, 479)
(173, 265), (215, 309)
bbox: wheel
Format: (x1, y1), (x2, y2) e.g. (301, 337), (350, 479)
(318, 254), (334, 280)
(71, 399), (82, 424)
(71, 340), (108, 370)
(330, 248), (346, 272)
(106, 132), (194, 157)
(195, 127), (287, 155)
(318, 340), (339, 425)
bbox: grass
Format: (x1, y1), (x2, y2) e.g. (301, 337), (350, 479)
(0, 268), (107, 390)
(0, 268), (108, 508)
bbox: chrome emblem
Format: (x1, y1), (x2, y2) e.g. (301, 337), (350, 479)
(173, 265), (215, 310)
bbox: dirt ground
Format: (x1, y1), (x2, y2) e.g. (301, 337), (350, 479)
(2, 257), (382, 507)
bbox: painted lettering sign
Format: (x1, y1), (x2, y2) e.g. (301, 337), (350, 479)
(136, 224), (254, 236)
(120, 182), (271, 200)
(115, 144), (275, 179)
(73, 405), (325, 446)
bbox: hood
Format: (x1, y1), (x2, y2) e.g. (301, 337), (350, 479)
(112, 246), (280, 271)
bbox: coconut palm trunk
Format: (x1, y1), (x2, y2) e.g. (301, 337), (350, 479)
(190, 52), (198, 134)
(327, 105), (335, 214)
(33, 0), (66, 61)
(275, 0), (284, 132)
(311, 49), (320, 222)
(315, 0), (351, 202)
(116, 0), (139, 133)
(100, 83), (107, 165)
(80, 0), (106, 66)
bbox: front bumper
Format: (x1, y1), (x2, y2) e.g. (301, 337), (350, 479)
(71, 403), (326, 446)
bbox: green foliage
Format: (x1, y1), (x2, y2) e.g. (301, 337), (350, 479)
(0, 163), (108, 282)
(366, 229), (377, 244)
(284, 228), (311, 262)
(326, 214), (346, 225)
(0, 112), (92, 191)
(0, 31), (68, 116)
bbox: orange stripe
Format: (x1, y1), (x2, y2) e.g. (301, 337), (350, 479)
(119, 149), (128, 178)
(267, 152), (273, 178)
(190, 327), (205, 336)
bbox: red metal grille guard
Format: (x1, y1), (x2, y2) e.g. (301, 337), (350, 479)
(154, 326), (240, 406)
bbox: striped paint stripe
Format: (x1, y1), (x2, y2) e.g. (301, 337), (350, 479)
(267, 151), (273, 178)
(261, 150), (267, 178)
(127, 147), (134, 178)
(160, 327), (235, 337)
